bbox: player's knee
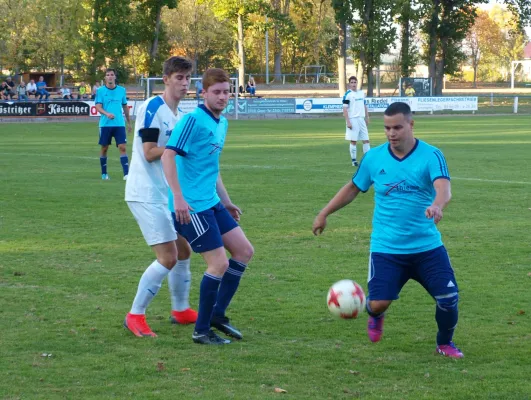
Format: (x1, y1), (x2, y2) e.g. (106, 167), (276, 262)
(158, 254), (178, 269)
(436, 293), (458, 312)
(208, 259), (230, 275)
(177, 240), (191, 260)
(118, 144), (127, 153)
(368, 300), (391, 314)
(235, 242), (254, 264)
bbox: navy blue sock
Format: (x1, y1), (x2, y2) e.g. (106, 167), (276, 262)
(213, 259), (247, 318)
(366, 301), (384, 318)
(120, 154), (129, 176)
(435, 296), (459, 345)
(100, 157), (107, 175)
(195, 273), (222, 334)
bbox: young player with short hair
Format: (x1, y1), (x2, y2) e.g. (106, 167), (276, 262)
(343, 76), (370, 166)
(124, 57), (198, 337)
(313, 102), (463, 358)
(162, 68), (254, 345)
(95, 68), (132, 180)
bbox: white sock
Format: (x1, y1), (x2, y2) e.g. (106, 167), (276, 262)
(130, 260), (170, 315)
(168, 258), (191, 312)
(349, 144), (357, 161)
(363, 143), (371, 154)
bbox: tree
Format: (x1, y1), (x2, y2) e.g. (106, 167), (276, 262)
(163, 0), (233, 74)
(331, 0), (353, 96)
(350, 0), (396, 96)
(81, 0), (135, 83)
(464, 10), (502, 87)
(134, 0), (178, 75)
(421, 0), (479, 95)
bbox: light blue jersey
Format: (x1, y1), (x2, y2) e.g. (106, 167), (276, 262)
(353, 139), (450, 254)
(95, 85), (127, 127)
(166, 105), (228, 213)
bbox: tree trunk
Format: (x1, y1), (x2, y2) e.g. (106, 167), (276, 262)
(366, 66), (374, 97)
(400, 0), (411, 78)
(427, 0), (440, 94)
(274, 26), (282, 82)
(337, 18), (347, 96)
(473, 62), (477, 88)
(237, 13), (245, 91)
(149, 3), (163, 75)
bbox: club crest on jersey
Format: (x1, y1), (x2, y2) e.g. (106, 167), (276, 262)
(383, 179), (420, 195)
(163, 121), (172, 136)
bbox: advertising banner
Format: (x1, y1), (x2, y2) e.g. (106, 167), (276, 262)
(296, 97), (478, 113)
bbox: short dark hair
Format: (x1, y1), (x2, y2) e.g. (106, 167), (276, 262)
(105, 68), (116, 75)
(202, 68), (230, 91)
(348, 76), (357, 82)
(384, 102), (412, 118)
(163, 56), (193, 77)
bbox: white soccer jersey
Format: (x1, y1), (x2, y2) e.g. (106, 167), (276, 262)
(342, 89), (366, 118)
(125, 95), (183, 204)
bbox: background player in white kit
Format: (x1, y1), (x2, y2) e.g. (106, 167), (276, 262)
(343, 76), (370, 166)
(124, 56), (197, 337)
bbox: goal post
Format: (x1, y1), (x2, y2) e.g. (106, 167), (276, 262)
(510, 60), (531, 89)
(139, 76), (240, 119)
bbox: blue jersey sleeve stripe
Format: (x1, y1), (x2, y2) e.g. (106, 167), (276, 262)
(166, 145), (187, 156)
(175, 117), (196, 150)
(437, 150), (449, 176)
(144, 96), (164, 129)
(433, 151), (449, 177)
(432, 176), (451, 182)
(174, 117), (194, 149)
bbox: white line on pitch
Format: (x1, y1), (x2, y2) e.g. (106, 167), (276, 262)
(1, 153), (529, 185)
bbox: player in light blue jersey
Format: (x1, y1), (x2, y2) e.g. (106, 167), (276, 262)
(162, 68), (254, 345)
(95, 68), (132, 181)
(313, 102), (463, 358)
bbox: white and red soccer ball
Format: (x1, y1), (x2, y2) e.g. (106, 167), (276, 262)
(327, 279), (366, 319)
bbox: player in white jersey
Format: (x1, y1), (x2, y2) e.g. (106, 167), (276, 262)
(343, 76), (370, 166)
(124, 56), (197, 337)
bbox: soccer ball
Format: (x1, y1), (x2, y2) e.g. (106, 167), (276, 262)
(327, 279), (366, 319)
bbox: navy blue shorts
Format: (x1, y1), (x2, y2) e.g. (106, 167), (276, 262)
(367, 246), (458, 301)
(172, 202), (239, 253)
(99, 126), (127, 146)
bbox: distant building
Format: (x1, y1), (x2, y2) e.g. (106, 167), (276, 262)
(524, 42), (531, 59)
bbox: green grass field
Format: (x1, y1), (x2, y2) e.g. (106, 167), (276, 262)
(1, 116), (530, 399)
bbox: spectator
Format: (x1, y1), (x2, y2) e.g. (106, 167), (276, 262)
(91, 82), (100, 99)
(36, 76), (50, 100)
(77, 81), (89, 99)
(4, 77), (16, 99)
(195, 79), (203, 100)
(16, 81), (29, 101)
(27, 79), (37, 98)
(246, 76), (256, 97)
(1, 82), (11, 100)
(59, 85), (74, 100)
(405, 83), (416, 97)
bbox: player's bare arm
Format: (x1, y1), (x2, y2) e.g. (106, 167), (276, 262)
(313, 181), (361, 235)
(216, 173), (242, 221)
(143, 141), (165, 162)
(123, 103), (132, 133)
(161, 148), (193, 224)
(425, 178), (452, 224)
(343, 107), (352, 129)
(365, 105), (370, 124)
(95, 103), (114, 119)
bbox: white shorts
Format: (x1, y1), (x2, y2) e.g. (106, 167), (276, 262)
(127, 201), (177, 246)
(345, 117), (369, 141)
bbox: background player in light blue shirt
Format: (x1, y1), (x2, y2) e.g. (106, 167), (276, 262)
(95, 68), (132, 180)
(313, 102), (463, 359)
(162, 68), (254, 345)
